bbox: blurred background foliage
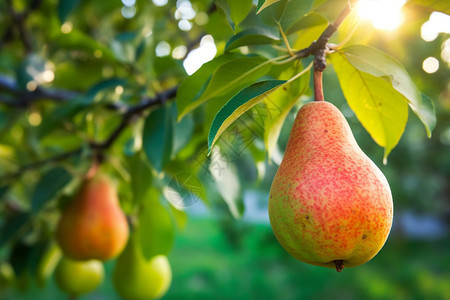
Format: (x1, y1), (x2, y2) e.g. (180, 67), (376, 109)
(0, 0), (449, 299)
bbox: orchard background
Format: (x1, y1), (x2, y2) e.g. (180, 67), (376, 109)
(0, 0), (449, 299)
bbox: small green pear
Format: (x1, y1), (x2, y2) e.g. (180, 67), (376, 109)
(55, 256), (104, 296)
(113, 234), (172, 300)
(269, 101), (393, 271)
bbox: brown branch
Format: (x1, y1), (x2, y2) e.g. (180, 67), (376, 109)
(292, 1), (353, 68)
(0, 86), (178, 182)
(0, 148), (82, 182)
(0, 74), (80, 107)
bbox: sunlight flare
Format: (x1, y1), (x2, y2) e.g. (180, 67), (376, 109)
(357, 0), (406, 30)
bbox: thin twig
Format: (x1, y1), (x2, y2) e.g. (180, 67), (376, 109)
(292, 1), (353, 67)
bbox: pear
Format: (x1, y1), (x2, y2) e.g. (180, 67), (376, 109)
(55, 256), (104, 296)
(113, 234), (172, 300)
(269, 101), (393, 271)
(56, 175), (129, 261)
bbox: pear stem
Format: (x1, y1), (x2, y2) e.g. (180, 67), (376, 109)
(313, 69), (324, 102)
(333, 260), (344, 272)
(85, 159), (100, 180)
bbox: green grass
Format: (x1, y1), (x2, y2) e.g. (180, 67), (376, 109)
(2, 216), (449, 300)
(165, 217), (450, 300)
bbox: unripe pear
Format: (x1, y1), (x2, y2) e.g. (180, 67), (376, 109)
(269, 101), (393, 271)
(56, 175), (129, 261)
(113, 233), (172, 300)
(55, 256), (104, 296)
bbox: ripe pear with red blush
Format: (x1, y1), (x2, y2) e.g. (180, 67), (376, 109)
(56, 174), (129, 261)
(269, 101), (393, 271)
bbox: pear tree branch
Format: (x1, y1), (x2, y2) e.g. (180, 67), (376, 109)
(0, 86), (178, 182)
(0, 1), (353, 182)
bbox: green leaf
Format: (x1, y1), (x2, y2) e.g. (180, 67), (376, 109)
(143, 104), (174, 173)
(406, 0), (450, 14)
(229, 0), (254, 26)
(0, 185), (10, 201)
(37, 98), (87, 138)
(340, 45), (436, 137)
(261, 0), (315, 30)
(126, 152), (153, 204)
(292, 17), (328, 49)
(0, 213), (29, 248)
(192, 57), (272, 114)
(31, 167), (73, 213)
(225, 28), (280, 52)
(264, 64), (310, 158)
(163, 171), (207, 208)
(85, 78), (127, 102)
(173, 113), (194, 154)
(58, 0), (81, 23)
(418, 93), (437, 134)
(313, 0), (350, 22)
(208, 80), (286, 152)
(176, 53), (243, 120)
(208, 151), (243, 219)
(257, 0), (281, 14)
(55, 29), (116, 62)
(170, 205), (188, 230)
(286, 11), (328, 35)
(331, 52), (408, 162)
(138, 193), (175, 259)
(215, 0), (235, 32)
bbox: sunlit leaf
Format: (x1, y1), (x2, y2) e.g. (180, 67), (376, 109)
(341, 45), (436, 137)
(31, 167), (73, 213)
(313, 0), (350, 22)
(286, 11), (328, 34)
(176, 53), (243, 120)
(257, 0), (281, 14)
(292, 18), (328, 49)
(331, 52), (408, 162)
(269, 0), (315, 30)
(406, 0), (450, 15)
(192, 57), (272, 115)
(170, 205), (188, 230)
(208, 80), (286, 152)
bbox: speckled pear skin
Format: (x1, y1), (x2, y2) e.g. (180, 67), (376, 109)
(269, 101), (393, 270)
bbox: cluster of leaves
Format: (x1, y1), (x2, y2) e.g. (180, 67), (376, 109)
(0, 0), (447, 293)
